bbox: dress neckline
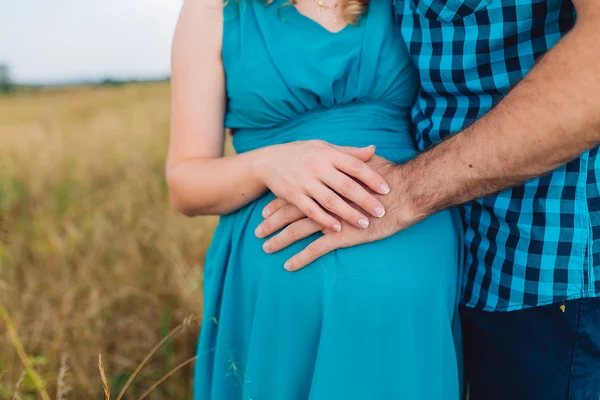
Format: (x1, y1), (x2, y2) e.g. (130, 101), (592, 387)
(288, 3), (358, 35)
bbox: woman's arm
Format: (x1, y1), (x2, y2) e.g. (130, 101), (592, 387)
(167, 1), (389, 229)
(167, 0), (261, 216)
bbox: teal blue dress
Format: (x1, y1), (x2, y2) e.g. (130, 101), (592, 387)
(194, 1), (463, 399)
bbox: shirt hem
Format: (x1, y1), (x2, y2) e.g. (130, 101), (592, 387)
(461, 292), (600, 312)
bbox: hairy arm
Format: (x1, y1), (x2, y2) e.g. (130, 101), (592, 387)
(393, 0), (600, 227)
(258, 0), (600, 270)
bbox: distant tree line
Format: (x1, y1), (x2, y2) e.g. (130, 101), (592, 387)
(0, 64), (13, 94)
(0, 65), (170, 95)
(98, 76), (170, 86)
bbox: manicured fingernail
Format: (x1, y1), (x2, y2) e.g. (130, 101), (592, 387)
(262, 207), (270, 218)
(374, 205), (385, 217)
(367, 144), (375, 148)
(332, 223), (342, 232)
(379, 184), (390, 195)
(255, 226), (263, 237)
(262, 241), (270, 252)
(358, 218), (369, 229)
(284, 260), (292, 270)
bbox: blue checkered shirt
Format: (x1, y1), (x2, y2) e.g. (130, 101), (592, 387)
(394, 0), (600, 311)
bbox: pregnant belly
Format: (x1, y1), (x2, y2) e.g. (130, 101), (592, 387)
(204, 189), (462, 319)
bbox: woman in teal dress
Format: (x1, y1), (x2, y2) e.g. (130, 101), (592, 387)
(167, 0), (462, 398)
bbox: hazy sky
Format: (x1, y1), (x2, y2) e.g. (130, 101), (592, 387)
(0, 0), (183, 84)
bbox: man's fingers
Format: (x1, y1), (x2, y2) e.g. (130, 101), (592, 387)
(283, 235), (338, 272)
(331, 144), (376, 162)
(255, 204), (305, 238)
(262, 218), (322, 254)
(262, 197), (288, 218)
(334, 153), (390, 195)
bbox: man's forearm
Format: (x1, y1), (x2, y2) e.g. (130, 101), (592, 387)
(394, 7), (600, 226)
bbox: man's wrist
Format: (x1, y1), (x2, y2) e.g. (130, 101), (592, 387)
(381, 163), (418, 231)
(387, 161), (439, 231)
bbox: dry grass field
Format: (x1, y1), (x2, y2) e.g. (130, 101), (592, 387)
(0, 83), (221, 399)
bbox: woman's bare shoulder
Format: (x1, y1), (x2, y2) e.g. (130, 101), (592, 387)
(173, 0), (224, 59)
(181, 0), (224, 15)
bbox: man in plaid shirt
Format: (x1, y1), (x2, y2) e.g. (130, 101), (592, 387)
(259, 0), (600, 397)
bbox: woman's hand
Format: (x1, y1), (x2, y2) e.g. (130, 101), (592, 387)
(253, 140), (390, 232)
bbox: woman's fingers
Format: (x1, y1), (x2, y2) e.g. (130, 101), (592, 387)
(290, 194), (341, 233)
(322, 171), (386, 219)
(308, 183), (370, 229)
(334, 153), (390, 195)
(262, 218), (322, 254)
(255, 203), (305, 238)
(258, 142), (391, 234)
(330, 144), (376, 162)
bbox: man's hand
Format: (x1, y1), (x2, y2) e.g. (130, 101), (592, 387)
(255, 155), (425, 271)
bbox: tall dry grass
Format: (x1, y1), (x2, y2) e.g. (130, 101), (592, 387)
(0, 83), (220, 398)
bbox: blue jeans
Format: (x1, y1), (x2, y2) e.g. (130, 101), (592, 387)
(461, 298), (600, 400)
